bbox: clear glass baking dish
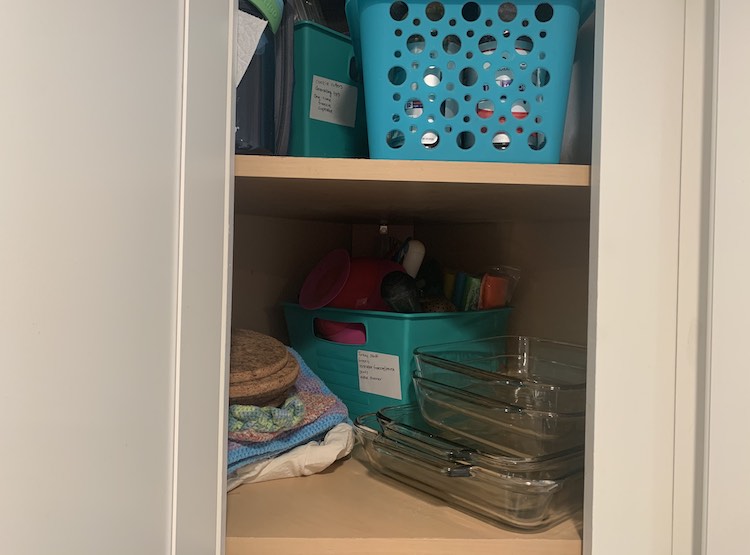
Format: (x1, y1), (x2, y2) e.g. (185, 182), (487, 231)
(414, 336), (587, 413)
(376, 404), (584, 479)
(414, 376), (585, 457)
(354, 412), (583, 531)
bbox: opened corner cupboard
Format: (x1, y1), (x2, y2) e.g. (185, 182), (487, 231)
(4, 1), (746, 555)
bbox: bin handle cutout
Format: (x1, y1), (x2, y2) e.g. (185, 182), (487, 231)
(314, 318), (367, 345)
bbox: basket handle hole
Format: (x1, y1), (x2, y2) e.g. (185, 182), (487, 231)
(314, 318), (367, 345)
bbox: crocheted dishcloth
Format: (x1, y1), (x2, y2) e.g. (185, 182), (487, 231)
(227, 348), (349, 474)
(228, 390), (336, 443)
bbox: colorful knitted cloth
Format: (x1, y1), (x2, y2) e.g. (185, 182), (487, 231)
(228, 390), (336, 443)
(227, 348), (349, 474)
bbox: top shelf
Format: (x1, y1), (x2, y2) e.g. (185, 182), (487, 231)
(234, 155), (590, 223)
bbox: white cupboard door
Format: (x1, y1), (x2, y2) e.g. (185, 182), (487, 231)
(704, 1), (750, 553)
(587, 1), (686, 553)
(0, 1), (234, 554)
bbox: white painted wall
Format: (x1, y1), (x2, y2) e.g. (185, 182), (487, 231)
(0, 3), (183, 554)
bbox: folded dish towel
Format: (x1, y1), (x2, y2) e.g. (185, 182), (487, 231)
(226, 422), (355, 491)
(227, 348), (349, 475)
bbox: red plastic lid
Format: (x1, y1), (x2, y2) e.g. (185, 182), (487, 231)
(299, 249), (351, 309)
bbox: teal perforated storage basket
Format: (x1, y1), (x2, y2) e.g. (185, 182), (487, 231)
(283, 303), (511, 418)
(345, 0), (593, 163)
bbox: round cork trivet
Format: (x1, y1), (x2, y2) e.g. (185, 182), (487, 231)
(230, 329), (289, 381)
(228, 355), (300, 404)
(230, 390), (291, 408)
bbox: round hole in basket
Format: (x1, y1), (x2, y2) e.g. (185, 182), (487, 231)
(498, 2), (517, 22)
(426, 1), (445, 21)
(511, 99), (530, 119)
(462, 2), (481, 22)
(479, 35), (497, 55)
(386, 129), (405, 149)
(493, 131), (511, 150)
(515, 35), (533, 55)
(442, 34), (462, 54)
(476, 99), (494, 118)
(423, 66), (442, 86)
(459, 67), (478, 86)
(440, 98), (459, 118)
(495, 67), (513, 87)
(531, 67), (550, 87)
(528, 131), (547, 151)
(388, 66), (407, 85)
(390, 1), (408, 21)
(407, 34), (426, 54)
(421, 130), (440, 148)
(535, 3), (554, 23)
(457, 131), (476, 149)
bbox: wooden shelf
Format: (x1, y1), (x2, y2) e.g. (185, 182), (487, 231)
(226, 448), (583, 555)
(234, 155), (590, 223)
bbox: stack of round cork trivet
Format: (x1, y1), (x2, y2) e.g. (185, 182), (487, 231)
(229, 329), (299, 406)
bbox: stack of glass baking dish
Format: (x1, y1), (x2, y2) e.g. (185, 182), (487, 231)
(353, 336), (587, 530)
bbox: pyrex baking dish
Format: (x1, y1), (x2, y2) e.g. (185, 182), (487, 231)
(414, 376), (585, 457)
(414, 335), (586, 413)
(376, 404), (584, 479)
(354, 412), (583, 530)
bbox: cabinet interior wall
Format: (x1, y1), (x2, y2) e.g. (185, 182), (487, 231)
(231, 211), (590, 346)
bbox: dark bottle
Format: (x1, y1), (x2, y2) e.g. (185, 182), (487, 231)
(236, 0), (283, 154)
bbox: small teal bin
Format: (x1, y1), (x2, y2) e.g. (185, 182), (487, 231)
(289, 21), (368, 158)
(283, 303), (511, 418)
(345, 0), (593, 163)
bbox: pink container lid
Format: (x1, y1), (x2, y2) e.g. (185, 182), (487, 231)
(298, 249), (351, 310)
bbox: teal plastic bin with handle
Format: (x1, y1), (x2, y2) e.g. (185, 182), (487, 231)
(283, 303), (512, 418)
(289, 21), (368, 158)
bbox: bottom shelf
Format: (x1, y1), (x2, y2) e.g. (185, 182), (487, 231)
(225, 446), (583, 555)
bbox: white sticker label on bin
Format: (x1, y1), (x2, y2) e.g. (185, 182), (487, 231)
(309, 75), (358, 128)
(357, 350), (402, 400)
